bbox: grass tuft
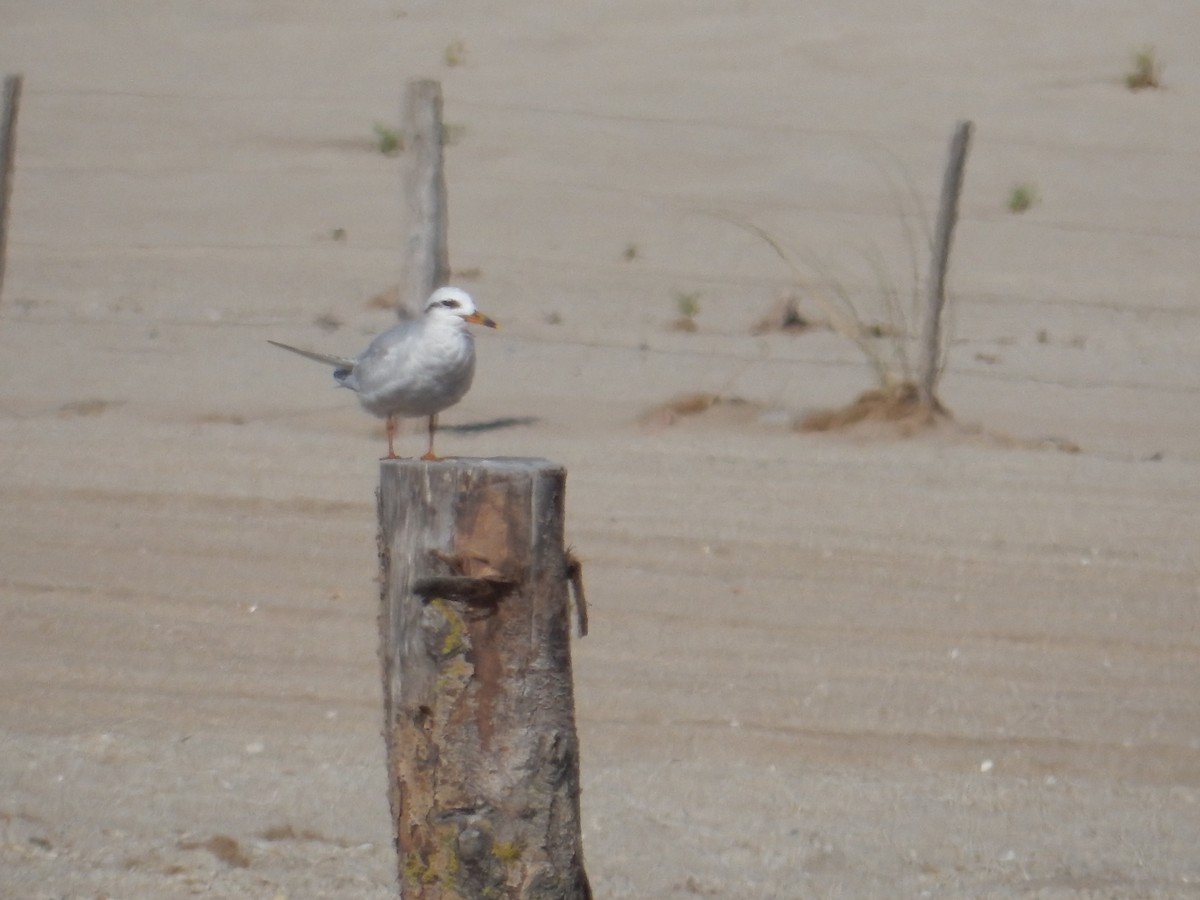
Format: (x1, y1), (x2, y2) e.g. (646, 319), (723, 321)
(671, 290), (701, 331)
(444, 39), (466, 67)
(1007, 183), (1039, 213)
(373, 122), (403, 156)
(1125, 46), (1162, 90)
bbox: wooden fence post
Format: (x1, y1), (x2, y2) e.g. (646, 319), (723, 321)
(0, 73), (23, 303)
(377, 458), (592, 900)
(401, 79), (450, 316)
(917, 119), (973, 410)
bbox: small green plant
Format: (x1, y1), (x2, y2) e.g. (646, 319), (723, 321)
(671, 291), (701, 332)
(444, 39), (466, 67)
(674, 291), (701, 320)
(373, 122), (403, 156)
(1125, 46), (1161, 90)
(1007, 183), (1039, 213)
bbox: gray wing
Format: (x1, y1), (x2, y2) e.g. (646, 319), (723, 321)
(267, 340), (357, 370)
(349, 321), (422, 390)
(357, 320), (419, 365)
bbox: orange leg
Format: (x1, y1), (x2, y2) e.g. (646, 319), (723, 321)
(384, 415), (399, 459)
(420, 413), (440, 461)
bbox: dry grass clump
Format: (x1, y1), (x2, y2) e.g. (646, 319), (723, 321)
(259, 823), (330, 843)
(177, 834), (251, 868)
(752, 293), (815, 335)
(638, 392), (763, 429)
(798, 382), (946, 436)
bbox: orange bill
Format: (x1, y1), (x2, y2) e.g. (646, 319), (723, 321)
(463, 311), (499, 328)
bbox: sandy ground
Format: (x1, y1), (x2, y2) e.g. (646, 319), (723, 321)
(2, 2), (1199, 897)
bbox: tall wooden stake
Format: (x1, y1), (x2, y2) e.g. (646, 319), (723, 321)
(402, 79), (450, 317)
(917, 119), (973, 410)
(0, 73), (23, 304)
(378, 458), (592, 900)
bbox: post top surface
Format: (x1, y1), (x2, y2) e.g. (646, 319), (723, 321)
(379, 456), (562, 474)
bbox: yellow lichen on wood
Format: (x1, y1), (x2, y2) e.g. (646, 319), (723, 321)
(435, 652), (473, 695)
(401, 828), (463, 892)
(429, 597), (466, 657)
(402, 852), (433, 886)
(493, 839), (523, 863)
(438, 827), (461, 884)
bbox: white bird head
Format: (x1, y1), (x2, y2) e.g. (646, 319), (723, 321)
(424, 286), (498, 329)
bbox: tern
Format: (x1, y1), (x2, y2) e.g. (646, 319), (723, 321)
(269, 286), (498, 460)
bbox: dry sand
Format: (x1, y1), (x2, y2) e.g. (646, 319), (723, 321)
(2, 2), (1199, 897)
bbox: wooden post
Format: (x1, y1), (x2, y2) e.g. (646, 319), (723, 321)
(917, 119), (973, 410)
(401, 79), (450, 316)
(377, 458), (592, 900)
(0, 73), (23, 303)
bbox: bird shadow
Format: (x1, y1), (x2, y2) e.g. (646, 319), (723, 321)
(440, 416), (540, 435)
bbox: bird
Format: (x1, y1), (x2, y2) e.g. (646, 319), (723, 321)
(269, 286), (498, 460)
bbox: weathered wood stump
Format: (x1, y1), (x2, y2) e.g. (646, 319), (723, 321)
(917, 118), (973, 411)
(377, 458), (591, 899)
(0, 73), (23, 301)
